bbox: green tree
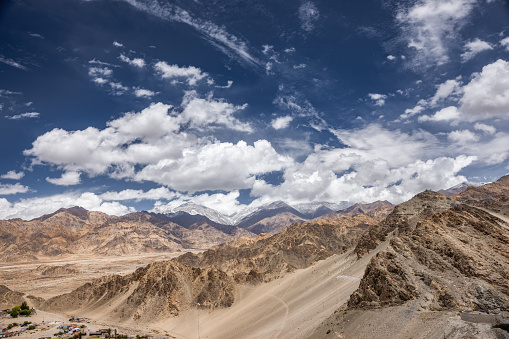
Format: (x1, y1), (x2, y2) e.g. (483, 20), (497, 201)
(20, 302), (29, 311)
(9, 309), (18, 318)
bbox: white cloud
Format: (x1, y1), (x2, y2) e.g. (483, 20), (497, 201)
(180, 91), (252, 132)
(0, 55), (28, 71)
(89, 67), (113, 77)
(474, 122), (496, 135)
(430, 79), (462, 105)
(1, 171), (24, 180)
(250, 124), (475, 205)
(0, 192), (134, 220)
(113, 41), (124, 47)
(6, 112), (40, 120)
(100, 187), (176, 201)
(93, 78), (108, 85)
(134, 88), (158, 98)
(23, 96), (270, 193)
(461, 38), (493, 62)
(400, 104), (425, 119)
(0, 183), (29, 195)
(271, 116), (293, 130)
(293, 64), (307, 69)
(298, 2), (320, 32)
(135, 140), (293, 193)
(448, 129), (479, 144)
(387, 55), (396, 60)
(459, 59), (509, 120)
(284, 47), (296, 53)
(501, 37), (509, 51)
(368, 93), (388, 106)
(418, 106), (461, 123)
(121, 0), (259, 67)
(154, 61), (207, 86)
(215, 80), (233, 89)
(46, 172), (81, 186)
(396, 0), (477, 67)
(119, 54), (146, 68)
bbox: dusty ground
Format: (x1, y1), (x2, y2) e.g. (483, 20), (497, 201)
(0, 251), (202, 299)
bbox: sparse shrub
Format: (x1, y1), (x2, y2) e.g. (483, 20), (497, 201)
(28, 325), (36, 330)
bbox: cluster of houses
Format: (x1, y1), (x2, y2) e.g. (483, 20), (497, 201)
(55, 326), (131, 339)
(0, 322), (37, 338)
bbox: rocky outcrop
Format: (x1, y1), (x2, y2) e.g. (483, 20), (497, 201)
(348, 204), (509, 311)
(42, 260), (236, 320)
(354, 190), (458, 258)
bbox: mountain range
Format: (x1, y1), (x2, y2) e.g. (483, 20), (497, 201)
(0, 199), (389, 263)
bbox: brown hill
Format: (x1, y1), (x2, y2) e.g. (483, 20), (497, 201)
(455, 174), (509, 214)
(42, 260), (236, 321)
(348, 204), (509, 311)
(354, 190), (458, 258)
(0, 208), (254, 263)
(0, 284), (25, 309)
(176, 213), (379, 283)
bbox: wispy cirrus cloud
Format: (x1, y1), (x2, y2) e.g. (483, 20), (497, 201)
(6, 112), (40, 120)
(0, 55), (28, 71)
(396, 0), (477, 68)
(120, 0), (260, 67)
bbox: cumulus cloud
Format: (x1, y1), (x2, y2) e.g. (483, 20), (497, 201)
(6, 112), (40, 120)
(0, 183), (29, 195)
(448, 129), (479, 144)
(134, 140), (293, 193)
(154, 61), (207, 86)
(0, 192), (134, 220)
(396, 0), (477, 67)
(501, 37), (509, 51)
(271, 116), (293, 130)
(400, 104), (425, 119)
(100, 187), (177, 201)
(46, 172), (81, 186)
(1, 171), (24, 180)
(474, 122), (496, 135)
(180, 91), (252, 132)
(113, 41), (124, 47)
(134, 88), (158, 98)
(23, 95), (277, 193)
(119, 54), (146, 68)
(250, 124), (475, 205)
(459, 59), (509, 120)
(430, 79), (462, 106)
(461, 38), (493, 62)
(298, 2), (320, 32)
(387, 55), (397, 60)
(418, 106), (461, 123)
(368, 93), (388, 106)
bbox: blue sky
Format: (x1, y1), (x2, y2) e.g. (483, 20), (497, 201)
(1, 0), (509, 219)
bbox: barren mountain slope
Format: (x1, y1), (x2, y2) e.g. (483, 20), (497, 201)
(0, 208), (257, 263)
(311, 202), (509, 338)
(41, 260), (236, 322)
(0, 284), (25, 309)
(455, 174), (509, 214)
(354, 190), (458, 258)
(176, 214), (379, 283)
